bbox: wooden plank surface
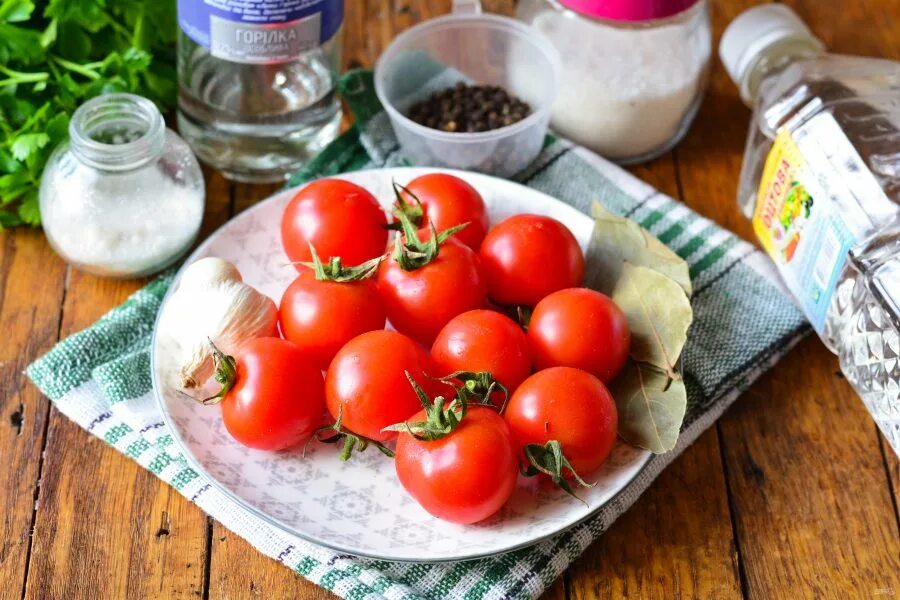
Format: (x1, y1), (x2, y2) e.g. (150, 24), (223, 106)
(0, 229), (66, 598)
(2, 0), (898, 599)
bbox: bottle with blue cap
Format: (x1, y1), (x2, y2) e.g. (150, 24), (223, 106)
(721, 4), (900, 454)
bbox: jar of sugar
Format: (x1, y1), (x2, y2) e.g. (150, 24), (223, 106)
(517, 0), (711, 164)
(40, 94), (205, 278)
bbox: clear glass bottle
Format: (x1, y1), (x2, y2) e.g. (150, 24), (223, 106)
(517, 0), (711, 164)
(721, 5), (900, 453)
(40, 94), (205, 279)
(176, 0), (344, 183)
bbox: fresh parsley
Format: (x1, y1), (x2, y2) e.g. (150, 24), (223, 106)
(0, 0), (176, 227)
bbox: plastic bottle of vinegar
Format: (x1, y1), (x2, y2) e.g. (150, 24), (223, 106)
(721, 5), (900, 453)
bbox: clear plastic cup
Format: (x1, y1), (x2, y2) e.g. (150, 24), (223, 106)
(374, 9), (560, 178)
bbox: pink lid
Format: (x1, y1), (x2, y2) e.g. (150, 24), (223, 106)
(558, 0), (700, 21)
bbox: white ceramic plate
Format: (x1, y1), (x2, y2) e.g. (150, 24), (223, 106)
(152, 167), (651, 562)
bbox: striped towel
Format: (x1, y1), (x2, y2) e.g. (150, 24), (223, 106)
(27, 70), (808, 600)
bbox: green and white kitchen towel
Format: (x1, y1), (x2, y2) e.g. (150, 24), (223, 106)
(27, 70), (809, 600)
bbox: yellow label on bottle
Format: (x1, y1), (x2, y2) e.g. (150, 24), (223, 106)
(752, 115), (860, 332)
(752, 127), (807, 263)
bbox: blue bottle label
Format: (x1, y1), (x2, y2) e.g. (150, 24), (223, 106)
(178, 0), (343, 64)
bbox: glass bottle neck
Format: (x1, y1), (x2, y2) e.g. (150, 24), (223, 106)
(740, 36), (824, 105)
(69, 93), (165, 171)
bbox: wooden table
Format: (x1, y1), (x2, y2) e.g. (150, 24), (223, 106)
(4, 1), (900, 598)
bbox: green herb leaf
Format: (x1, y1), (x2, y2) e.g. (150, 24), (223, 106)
(609, 360), (687, 454)
(17, 189), (40, 225)
(0, 148), (21, 173)
(45, 0), (109, 33)
(0, 0), (35, 23)
(612, 262), (693, 376)
(39, 17), (57, 48)
(0, 211), (23, 227)
(45, 113), (69, 145)
(0, 22), (43, 63)
(10, 132), (49, 161)
(588, 201), (692, 296)
(0, 0), (177, 228)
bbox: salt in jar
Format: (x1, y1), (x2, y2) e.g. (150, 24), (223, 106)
(517, 0), (712, 164)
(40, 93), (205, 278)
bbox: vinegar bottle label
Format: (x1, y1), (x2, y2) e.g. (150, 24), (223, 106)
(752, 110), (896, 332)
(177, 0), (344, 64)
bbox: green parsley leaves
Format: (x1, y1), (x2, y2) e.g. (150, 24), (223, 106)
(0, 0), (176, 227)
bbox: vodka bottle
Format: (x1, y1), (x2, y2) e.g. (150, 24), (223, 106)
(721, 5), (900, 454)
(176, 1), (343, 183)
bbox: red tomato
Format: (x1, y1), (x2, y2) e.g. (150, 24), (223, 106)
(377, 235), (486, 345)
(325, 330), (438, 442)
(396, 173), (489, 250)
(430, 309), (532, 406)
(478, 214), (584, 307)
(528, 288), (630, 383)
(219, 337), (326, 451)
(279, 270), (386, 370)
(505, 367), (617, 476)
(281, 179), (388, 268)
(395, 406), (518, 524)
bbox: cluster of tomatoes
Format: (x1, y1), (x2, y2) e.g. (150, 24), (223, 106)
(212, 173), (632, 525)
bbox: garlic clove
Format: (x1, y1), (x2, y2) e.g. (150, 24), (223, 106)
(157, 257), (279, 395)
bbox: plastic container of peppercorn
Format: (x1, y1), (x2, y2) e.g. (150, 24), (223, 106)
(374, 0), (560, 178)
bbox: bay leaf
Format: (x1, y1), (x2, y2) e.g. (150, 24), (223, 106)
(610, 360), (687, 454)
(587, 201), (692, 297)
(612, 263), (692, 374)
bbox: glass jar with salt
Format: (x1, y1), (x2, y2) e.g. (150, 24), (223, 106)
(40, 93), (205, 278)
(517, 0), (711, 164)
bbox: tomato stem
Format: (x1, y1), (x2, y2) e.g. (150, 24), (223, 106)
(385, 180), (425, 230)
(383, 372), (469, 441)
(200, 341), (237, 405)
(516, 306), (532, 330)
(391, 209), (469, 271)
(298, 244), (383, 282)
(307, 405), (395, 461)
(521, 440), (595, 505)
(437, 370), (509, 413)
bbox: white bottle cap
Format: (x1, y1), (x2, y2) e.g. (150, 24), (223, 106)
(720, 4), (822, 91)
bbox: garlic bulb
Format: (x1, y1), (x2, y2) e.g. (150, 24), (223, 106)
(158, 257), (279, 390)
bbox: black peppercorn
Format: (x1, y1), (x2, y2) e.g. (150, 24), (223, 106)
(406, 83), (532, 133)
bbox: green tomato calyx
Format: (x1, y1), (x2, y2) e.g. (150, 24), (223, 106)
(299, 243), (383, 282)
(522, 440), (595, 504)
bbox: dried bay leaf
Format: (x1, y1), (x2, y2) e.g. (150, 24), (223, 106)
(613, 263), (693, 375)
(588, 201), (692, 297)
(610, 360), (687, 454)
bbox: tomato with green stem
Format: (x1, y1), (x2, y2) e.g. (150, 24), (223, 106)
(279, 247), (385, 370)
(431, 309), (531, 407)
(206, 338), (326, 451)
(392, 174), (489, 250)
(504, 367), (617, 498)
(281, 179), (388, 269)
(377, 216), (486, 345)
(478, 214), (584, 307)
(324, 330), (440, 443)
(528, 288), (630, 383)
(390, 374), (519, 524)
